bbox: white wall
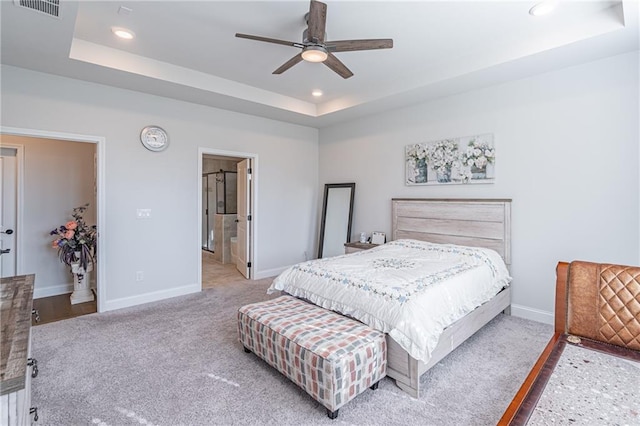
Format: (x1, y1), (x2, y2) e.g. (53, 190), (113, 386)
(318, 51), (640, 323)
(0, 135), (96, 297)
(1, 65), (319, 311)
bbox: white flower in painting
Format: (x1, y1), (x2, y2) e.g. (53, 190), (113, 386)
(406, 144), (428, 161)
(457, 162), (473, 182)
(462, 138), (495, 170)
(407, 143), (430, 182)
(475, 156), (488, 168)
(426, 139), (458, 172)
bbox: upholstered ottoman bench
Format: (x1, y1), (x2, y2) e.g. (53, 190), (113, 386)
(237, 295), (386, 419)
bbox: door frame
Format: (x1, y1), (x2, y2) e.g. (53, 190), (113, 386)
(0, 126), (106, 312)
(198, 148), (257, 288)
(0, 143), (24, 277)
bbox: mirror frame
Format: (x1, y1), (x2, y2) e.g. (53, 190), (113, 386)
(317, 183), (356, 258)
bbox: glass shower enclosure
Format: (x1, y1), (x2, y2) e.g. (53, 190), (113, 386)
(202, 171), (237, 251)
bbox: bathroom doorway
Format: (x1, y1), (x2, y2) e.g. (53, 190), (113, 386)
(199, 151), (254, 288)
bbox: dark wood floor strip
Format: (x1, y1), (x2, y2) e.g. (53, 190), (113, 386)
(32, 292), (96, 326)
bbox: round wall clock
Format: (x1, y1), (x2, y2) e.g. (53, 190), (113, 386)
(140, 125), (169, 152)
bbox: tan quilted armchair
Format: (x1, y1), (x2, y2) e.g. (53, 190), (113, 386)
(556, 261), (640, 351)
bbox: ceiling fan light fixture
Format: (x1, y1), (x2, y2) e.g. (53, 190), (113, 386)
(301, 46), (328, 63)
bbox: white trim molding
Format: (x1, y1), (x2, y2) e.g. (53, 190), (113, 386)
(103, 283), (200, 312)
(510, 303), (554, 325)
(253, 266), (289, 280)
(34, 284), (73, 299)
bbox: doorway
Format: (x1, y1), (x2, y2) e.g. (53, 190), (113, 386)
(0, 127), (105, 313)
(0, 145), (20, 278)
(199, 149), (255, 289)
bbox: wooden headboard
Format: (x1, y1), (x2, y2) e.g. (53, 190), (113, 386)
(392, 198), (512, 265)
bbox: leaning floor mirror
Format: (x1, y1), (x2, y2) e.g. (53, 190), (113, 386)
(317, 183), (355, 258)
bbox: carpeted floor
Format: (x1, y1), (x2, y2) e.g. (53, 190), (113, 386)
(31, 278), (552, 425)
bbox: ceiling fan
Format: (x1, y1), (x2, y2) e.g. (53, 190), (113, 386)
(235, 0), (393, 79)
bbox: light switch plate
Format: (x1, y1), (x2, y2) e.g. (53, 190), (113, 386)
(136, 209), (151, 219)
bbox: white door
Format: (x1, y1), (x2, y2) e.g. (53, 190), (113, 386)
(0, 148), (18, 277)
(236, 159), (251, 278)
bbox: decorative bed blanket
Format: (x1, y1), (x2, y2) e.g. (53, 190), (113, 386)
(268, 239), (511, 364)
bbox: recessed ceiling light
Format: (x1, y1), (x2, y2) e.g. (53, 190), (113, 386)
(111, 27), (135, 40)
(529, 1), (556, 16)
(312, 90), (323, 97)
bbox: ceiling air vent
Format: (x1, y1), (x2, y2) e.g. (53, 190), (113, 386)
(14, 0), (60, 18)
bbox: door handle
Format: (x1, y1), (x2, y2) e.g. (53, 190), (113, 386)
(0, 249), (10, 255)
(1, 229), (13, 234)
(28, 358), (38, 378)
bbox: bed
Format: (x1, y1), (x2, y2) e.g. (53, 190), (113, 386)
(269, 198), (512, 397)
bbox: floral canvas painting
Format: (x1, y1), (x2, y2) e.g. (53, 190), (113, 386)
(405, 134), (495, 185)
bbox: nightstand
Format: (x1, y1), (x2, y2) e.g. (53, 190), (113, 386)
(344, 242), (379, 254)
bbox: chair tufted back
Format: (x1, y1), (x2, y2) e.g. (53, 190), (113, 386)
(566, 261), (640, 351)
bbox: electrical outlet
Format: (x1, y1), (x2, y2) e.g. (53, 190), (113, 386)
(136, 271), (144, 281)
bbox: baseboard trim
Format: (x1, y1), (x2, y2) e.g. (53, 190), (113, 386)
(510, 303), (554, 325)
(103, 283), (200, 312)
(34, 284), (73, 299)
(253, 266), (289, 280)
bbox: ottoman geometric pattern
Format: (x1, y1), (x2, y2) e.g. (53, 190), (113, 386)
(238, 295), (387, 419)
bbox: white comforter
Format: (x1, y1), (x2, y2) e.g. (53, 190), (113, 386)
(268, 239), (511, 364)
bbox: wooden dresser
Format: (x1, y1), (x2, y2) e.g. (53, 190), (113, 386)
(1, 274), (38, 425)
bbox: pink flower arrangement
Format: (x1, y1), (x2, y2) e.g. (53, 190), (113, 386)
(50, 204), (97, 270)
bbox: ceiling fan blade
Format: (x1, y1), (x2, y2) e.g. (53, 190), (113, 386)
(273, 53), (304, 74)
(235, 33), (302, 48)
(326, 39), (394, 52)
(323, 52), (353, 79)
(307, 0), (327, 44)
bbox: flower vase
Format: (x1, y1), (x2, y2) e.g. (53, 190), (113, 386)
(70, 261), (94, 304)
(414, 158), (428, 183)
(436, 168), (452, 183)
(471, 165), (487, 180)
